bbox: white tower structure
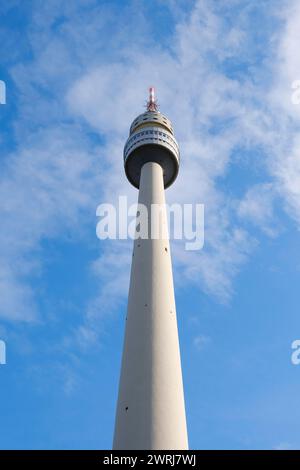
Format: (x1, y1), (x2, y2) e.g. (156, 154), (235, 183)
(113, 88), (188, 450)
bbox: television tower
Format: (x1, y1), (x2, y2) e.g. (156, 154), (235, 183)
(113, 88), (188, 450)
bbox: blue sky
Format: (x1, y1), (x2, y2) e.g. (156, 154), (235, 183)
(0, 0), (300, 450)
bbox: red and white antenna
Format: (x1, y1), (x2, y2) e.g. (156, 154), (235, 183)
(147, 86), (158, 112)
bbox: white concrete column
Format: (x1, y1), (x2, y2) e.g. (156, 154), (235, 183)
(113, 161), (188, 450)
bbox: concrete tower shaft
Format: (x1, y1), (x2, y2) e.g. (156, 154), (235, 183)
(113, 162), (188, 449)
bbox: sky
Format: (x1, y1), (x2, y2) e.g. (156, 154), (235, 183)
(0, 0), (300, 450)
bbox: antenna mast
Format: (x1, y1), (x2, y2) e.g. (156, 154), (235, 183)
(147, 86), (158, 112)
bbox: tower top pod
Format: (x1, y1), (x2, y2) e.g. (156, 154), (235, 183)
(123, 88), (180, 189)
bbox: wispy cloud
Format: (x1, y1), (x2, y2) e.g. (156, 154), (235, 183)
(193, 334), (211, 351)
(1, 0), (300, 334)
(0, 124), (101, 321)
(237, 183), (278, 237)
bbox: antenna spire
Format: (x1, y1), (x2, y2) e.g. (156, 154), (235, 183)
(147, 86), (158, 112)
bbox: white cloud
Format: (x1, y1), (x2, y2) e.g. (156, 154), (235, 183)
(266, 0), (300, 228)
(66, 0), (264, 305)
(237, 183), (278, 237)
(193, 334), (211, 351)
(271, 135), (300, 225)
(1, 0), (300, 329)
(0, 125), (102, 320)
